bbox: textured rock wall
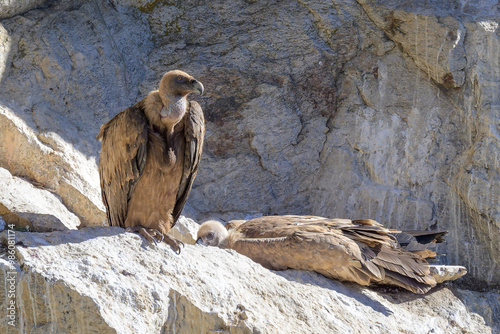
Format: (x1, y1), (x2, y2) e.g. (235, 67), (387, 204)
(0, 167), (79, 231)
(0, 0), (498, 291)
(0, 0), (47, 20)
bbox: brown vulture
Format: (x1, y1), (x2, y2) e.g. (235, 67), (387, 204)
(196, 215), (466, 294)
(97, 70), (205, 253)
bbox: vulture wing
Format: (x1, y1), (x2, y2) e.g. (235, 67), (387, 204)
(390, 230), (448, 260)
(227, 215), (437, 294)
(97, 99), (148, 227)
(228, 224), (381, 287)
(172, 100), (205, 222)
(334, 218), (437, 293)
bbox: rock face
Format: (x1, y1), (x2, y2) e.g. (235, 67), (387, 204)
(0, 167), (79, 231)
(0, 0), (499, 331)
(0, 226), (497, 334)
(0, 1), (154, 227)
(0, 0), (47, 19)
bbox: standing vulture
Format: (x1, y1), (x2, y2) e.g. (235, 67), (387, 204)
(196, 215), (466, 294)
(97, 70), (205, 253)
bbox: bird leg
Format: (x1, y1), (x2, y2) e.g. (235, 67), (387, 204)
(126, 226), (164, 246)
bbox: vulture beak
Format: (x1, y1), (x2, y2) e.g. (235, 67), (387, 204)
(191, 80), (204, 95)
(195, 237), (205, 245)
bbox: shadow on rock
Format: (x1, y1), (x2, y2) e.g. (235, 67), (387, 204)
(275, 269), (395, 316)
(0, 226), (125, 248)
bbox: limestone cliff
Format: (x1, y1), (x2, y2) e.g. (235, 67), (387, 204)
(0, 0), (499, 332)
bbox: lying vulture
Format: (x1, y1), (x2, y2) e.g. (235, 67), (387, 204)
(196, 215), (466, 294)
(97, 70), (204, 253)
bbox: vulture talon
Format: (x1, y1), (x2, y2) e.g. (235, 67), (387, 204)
(175, 241), (185, 255)
(150, 234), (159, 246)
(126, 226), (162, 246)
(161, 234), (184, 255)
(125, 226), (136, 233)
(153, 229), (165, 243)
(147, 228), (164, 245)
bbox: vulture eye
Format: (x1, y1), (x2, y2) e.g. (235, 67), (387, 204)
(206, 232), (214, 240)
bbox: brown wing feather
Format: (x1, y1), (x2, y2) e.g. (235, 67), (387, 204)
(228, 228), (376, 286)
(172, 100), (205, 223)
(336, 219), (437, 292)
(226, 220), (245, 230)
(234, 215), (336, 238)
(391, 230), (447, 259)
(228, 215), (437, 293)
(230, 236), (292, 270)
(97, 99), (148, 227)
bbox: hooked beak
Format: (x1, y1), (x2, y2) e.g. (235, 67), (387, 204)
(191, 80), (204, 95)
(196, 237), (205, 245)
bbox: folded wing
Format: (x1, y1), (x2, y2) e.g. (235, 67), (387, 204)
(227, 215), (438, 293)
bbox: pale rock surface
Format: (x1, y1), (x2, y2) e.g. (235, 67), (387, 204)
(0, 94), (106, 227)
(0, 1), (153, 227)
(429, 265), (468, 284)
(0, 226), (497, 334)
(0, 0), (497, 319)
(0, 0), (47, 19)
(358, 0), (467, 88)
(168, 216), (199, 245)
(0, 167), (79, 231)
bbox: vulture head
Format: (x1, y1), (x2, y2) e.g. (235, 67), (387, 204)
(196, 220), (228, 247)
(159, 70), (204, 99)
(153, 70), (204, 130)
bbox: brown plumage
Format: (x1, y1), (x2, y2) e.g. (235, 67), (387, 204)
(97, 70), (205, 253)
(197, 215), (453, 294)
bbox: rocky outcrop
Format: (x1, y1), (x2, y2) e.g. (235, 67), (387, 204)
(0, 225), (497, 334)
(0, 167), (79, 231)
(0, 0), (499, 331)
(0, 0), (47, 19)
(0, 1), (152, 227)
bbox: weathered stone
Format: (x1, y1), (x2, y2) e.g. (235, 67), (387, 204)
(0, 0), (498, 325)
(0, 105), (106, 227)
(0, 1), (153, 227)
(358, 0), (467, 88)
(167, 216), (199, 245)
(430, 265), (468, 284)
(0, 167), (79, 231)
(0, 0), (47, 19)
(0, 226), (496, 334)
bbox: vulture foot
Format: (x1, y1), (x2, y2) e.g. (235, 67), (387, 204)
(126, 226), (184, 253)
(126, 226), (164, 245)
(162, 234), (185, 255)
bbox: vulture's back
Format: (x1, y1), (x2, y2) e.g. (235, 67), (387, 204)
(227, 215), (437, 294)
